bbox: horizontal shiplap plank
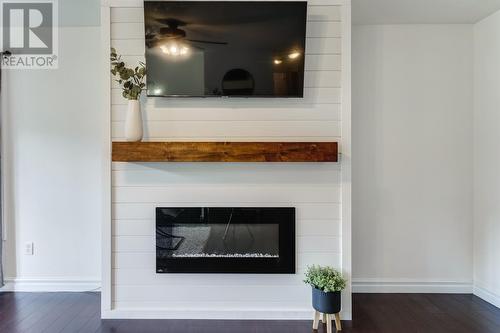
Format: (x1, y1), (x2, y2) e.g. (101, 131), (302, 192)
(111, 6), (340, 23)
(111, 104), (341, 122)
(113, 252), (340, 271)
(112, 185), (340, 203)
(113, 235), (340, 253)
(112, 137), (341, 143)
(111, 300), (310, 312)
(306, 22), (341, 38)
(113, 218), (340, 236)
(113, 235), (152, 252)
(111, 120), (340, 139)
(111, 23), (144, 39)
(297, 219), (341, 236)
(112, 164), (339, 185)
(307, 6), (341, 22)
(113, 203), (341, 220)
(110, 7), (143, 22)
(111, 88), (341, 105)
(111, 21), (340, 39)
(299, 236), (341, 253)
(299, 251), (341, 268)
(112, 270), (306, 286)
(306, 55), (341, 71)
(307, 0), (343, 4)
(113, 284), (310, 302)
(305, 70), (341, 87)
(110, 39), (144, 55)
(111, 161), (341, 171)
(111, 37), (341, 55)
(113, 219), (151, 236)
(306, 37), (341, 55)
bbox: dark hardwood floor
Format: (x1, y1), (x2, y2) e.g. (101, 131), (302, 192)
(0, 292), (499, 332)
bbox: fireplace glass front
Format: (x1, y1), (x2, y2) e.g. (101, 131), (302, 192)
(156, 207), (295, 273)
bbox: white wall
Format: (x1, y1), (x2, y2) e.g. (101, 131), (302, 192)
(352, 25), (474, 292)
(104, 0), (350, 320)
(473, 10), (500, 308)
(1, 27), (102, 291)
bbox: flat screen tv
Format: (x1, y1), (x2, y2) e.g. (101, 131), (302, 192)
(144, 1), (307, 97)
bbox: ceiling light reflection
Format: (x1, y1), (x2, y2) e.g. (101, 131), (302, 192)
(161, 42), (190, 57)
(288, 51), (301, 59)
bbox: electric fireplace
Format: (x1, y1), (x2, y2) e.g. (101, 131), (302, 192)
(156, 207), (295, 273)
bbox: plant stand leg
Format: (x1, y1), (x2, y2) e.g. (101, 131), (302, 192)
(322, 313), (327, 323)
(334, 313), (342, 331)
(326, 314), (333, 333)
(313, 310), (320, 330)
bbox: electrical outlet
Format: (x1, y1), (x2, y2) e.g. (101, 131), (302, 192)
(24, 242), (34, 255)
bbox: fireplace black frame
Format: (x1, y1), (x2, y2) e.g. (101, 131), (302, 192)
(156, 207), (295, 274)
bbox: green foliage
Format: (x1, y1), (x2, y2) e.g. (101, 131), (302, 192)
(304, 265), (347, 293)
(110, 47), (146, 100)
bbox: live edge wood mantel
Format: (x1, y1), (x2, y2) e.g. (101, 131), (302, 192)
(112, 142), (338, 162)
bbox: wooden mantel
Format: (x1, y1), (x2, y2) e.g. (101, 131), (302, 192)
(112, 142), (338, 162)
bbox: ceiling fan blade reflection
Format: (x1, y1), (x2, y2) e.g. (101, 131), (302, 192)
(145, 39), (160, 48)
(155, 18), (188, 26)
(187, 39), (228, 45)
(145, 33), (157, 40)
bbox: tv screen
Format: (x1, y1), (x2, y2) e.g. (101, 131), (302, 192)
(144, 1), (307, 97)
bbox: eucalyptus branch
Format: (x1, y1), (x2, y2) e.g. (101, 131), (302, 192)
(110, 48), (146, 100)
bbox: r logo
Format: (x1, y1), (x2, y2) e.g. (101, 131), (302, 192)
(2, 1), (53, 54)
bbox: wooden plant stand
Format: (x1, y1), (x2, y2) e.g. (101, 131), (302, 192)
(313, 310), (342, 332)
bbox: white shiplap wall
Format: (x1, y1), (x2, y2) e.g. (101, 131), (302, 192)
(106, 0), (349, 320)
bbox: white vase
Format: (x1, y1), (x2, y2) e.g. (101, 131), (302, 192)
(125, 99), (143, 142)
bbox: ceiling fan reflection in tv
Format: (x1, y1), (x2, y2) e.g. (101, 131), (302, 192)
(146, 17), (228, 55)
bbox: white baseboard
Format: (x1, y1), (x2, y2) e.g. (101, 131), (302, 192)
(352, 278), (473, 293)
(103, 308), (352, 321)
(0, 277), (101, 292)
(473, 285), (500, 309)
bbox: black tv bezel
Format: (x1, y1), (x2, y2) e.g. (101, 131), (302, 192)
(143, 1), (308, 98)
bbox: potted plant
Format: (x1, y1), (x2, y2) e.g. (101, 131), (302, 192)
(304, 265), (347, 316)
(110, 48), (146, 142)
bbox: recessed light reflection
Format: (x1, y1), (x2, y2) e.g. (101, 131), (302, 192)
(274, 59), (283, 65)
(288, 51), (301, 59)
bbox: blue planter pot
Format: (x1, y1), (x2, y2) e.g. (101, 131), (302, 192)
(312, 287), (341, 314)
